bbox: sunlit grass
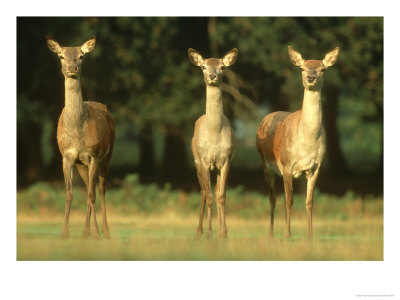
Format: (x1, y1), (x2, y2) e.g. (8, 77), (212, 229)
(16, 179), (383, 261)
(17, 212), (383, 261)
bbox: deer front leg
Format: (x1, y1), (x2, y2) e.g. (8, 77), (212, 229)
(83, 158), (100, 240)
(195, 164), (206, 237)
(283, 171), (294, 239)
(215, 161), (230, 238)
(204, 169), (213, 238)
(263, 166), (276, 237)
(305, 164), (321, 239)
(195, 163), (212, 237)
(61, 158), (73, 239)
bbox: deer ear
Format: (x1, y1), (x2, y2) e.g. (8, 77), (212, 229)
(323, 47), (340, 67)
(188, 48), (204, 66)
(222, 48), (238, 66)
(47, 37), (62, 54)
(288, 46), (304, 67)
(81, 37), (96, 54)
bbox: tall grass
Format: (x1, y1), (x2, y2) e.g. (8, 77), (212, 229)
(16, 175), (383, 261)
(17, 214), (383, 260)
(17, 173), (383, 220)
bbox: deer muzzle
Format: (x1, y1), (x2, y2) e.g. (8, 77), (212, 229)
(307, 76), (316, 83)
(68, 65), (79, 73)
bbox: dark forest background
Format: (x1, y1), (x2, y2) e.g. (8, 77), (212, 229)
(17, 17), (383, 196)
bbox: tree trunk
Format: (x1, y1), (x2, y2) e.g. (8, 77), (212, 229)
(208, 17), (218, 56)
(323, 85), (350, 176)
(139, 123), (156, 179)
(17, 122), (43, 186)
(43, 110), (63, 180)
(160, 126), (188, 183)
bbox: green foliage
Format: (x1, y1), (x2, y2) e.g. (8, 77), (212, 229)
(78, 17), (205, 136)
(17, 182), (64, 213)
(17, 178), (383, 220)
(17, 17), (383, 184)
(212, 17), (383, 172)
(338, 95), (383, 172)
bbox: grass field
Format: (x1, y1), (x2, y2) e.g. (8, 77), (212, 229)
(17, 177), (383, 261)
(17, 212), (383, 261)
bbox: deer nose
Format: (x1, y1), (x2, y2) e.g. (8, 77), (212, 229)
(307, 76), (316, 83)
(209, 74), (217, 80)
(68, 65), (78, 72)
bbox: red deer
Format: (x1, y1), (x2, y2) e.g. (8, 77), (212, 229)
(47, 37), (115, 239)
(256, 46), (340, 238)
(188, 48), (238, 238)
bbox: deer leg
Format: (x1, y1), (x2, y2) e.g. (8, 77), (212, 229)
(77, 164), (98, 239)
(83, 158), (100, 240)
(204, 168), (213, 238)
(216, 172), (222, 229)
(198, 190), (206, 237)
(76, 164), (89, 187)
(263, 166), (276, 237)
(77, 164), (91, 238)
(283, 171), (294, 239)
(196, 164), (213, 238)
(98, 163), (110, 239)
(215, 161), (230, 238)
(195, 164), (207, 237)
(61, 158), (73, 239)
(305, 164), (321, 239)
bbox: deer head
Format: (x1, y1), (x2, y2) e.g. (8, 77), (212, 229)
(288, 46), (340, 91)
(188, 48), (238, 86)
(47, 37), (96, 79)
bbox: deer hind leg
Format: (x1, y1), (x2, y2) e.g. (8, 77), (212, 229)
(215, 161), (230, 238)
(61, 158), (74, 239)
(305, 164), (321, 239)
(263, 165), (276, 237)
(76, 164), (90, 237)
(82, 158), (100, 240)
(282, 170), (294, 239)
(77, 164), (111, 239)
(77, 164), (89, 187)
(98, 162), (110, 239)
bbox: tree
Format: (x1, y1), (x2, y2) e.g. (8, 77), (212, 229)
(79, 17), (208, 181)
(16, 17), (383, 187)
(211, 17), (383, 176)
(17, 17), (84, 185)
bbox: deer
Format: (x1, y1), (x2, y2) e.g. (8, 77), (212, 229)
(47, 37), (115, 240)
(256, 46), (340, 239)
(188, 48), (238, 238)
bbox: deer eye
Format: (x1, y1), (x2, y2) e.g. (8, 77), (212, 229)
(79, 54), (84, 59)
(201, 65), (206, 70)
(59, 55), (65, 59)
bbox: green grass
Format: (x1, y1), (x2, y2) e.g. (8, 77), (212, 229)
(16, 178), (383, 261)
(17, 176), (383, 219)
(17, 213), (383, 261)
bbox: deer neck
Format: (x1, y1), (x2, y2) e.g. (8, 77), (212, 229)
(205, 85), (224, 132)
(64, 76), (83, 128)
(298, 89), (323, 138)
